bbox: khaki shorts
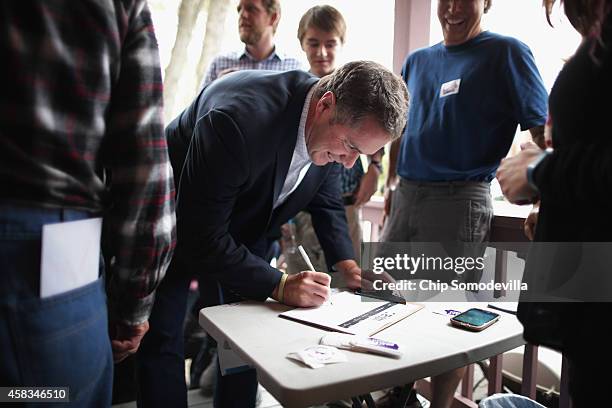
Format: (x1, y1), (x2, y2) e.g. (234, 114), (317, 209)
(382, 178), (493, 243)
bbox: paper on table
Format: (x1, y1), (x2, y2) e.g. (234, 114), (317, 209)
(287, 345), (347, 369)
(40, 217), (102, 298)
(280, 291), (423, 336)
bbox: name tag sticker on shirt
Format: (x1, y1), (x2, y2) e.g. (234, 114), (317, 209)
(440, 79), (461, 98)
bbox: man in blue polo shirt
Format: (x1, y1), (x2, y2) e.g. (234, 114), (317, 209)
(382, 0), (547, 407)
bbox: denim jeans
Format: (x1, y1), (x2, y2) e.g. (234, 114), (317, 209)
(0, 205), (113, 407)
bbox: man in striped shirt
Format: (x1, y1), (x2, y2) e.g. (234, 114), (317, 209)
(200, 0), (301, 89)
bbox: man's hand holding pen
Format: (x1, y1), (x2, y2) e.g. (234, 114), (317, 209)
(272, 244), (399, 307)
(272, 271), (331, 307)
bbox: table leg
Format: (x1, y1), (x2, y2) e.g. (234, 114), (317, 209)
(488, 354), (503, 395)
(461, 364), (474, 400)
(521, 344), (538, 399)
(559, 355), (572, 408)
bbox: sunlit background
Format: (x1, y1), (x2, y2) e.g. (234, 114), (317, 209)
(147, 0), (582, 197)
(149, 1), (580, 119)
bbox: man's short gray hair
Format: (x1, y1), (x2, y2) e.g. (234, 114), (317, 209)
(314, 61), (408, 141)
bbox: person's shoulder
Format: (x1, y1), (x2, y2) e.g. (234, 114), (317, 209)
(409, 43), (442, 59)
(481, 31), (532, 54)
(281, 55), (301, 63)
(210, 50), (243, 63)
(211, 69), (315, 96)
(404, 42), (442, 69)
(280, 68), (315, 80)
(228, 68), (312, 80)
(262, 69), (317, 91)
(283, 57), (303, 69)
(273, 49), (303, 69)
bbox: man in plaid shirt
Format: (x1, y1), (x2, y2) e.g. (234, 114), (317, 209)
(0, 1), (176, 405)
(200, 0), (301, 89)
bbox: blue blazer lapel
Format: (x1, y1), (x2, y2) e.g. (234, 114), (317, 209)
(272, 131), (296, 206)
(269, 164), (329, 227)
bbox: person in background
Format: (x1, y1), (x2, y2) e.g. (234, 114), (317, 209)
(284, 5), (384, 277)
(0, 1), (176, 406)
(298, 5), (344, 79)
(200, 0), (301, 89)
(382, 0), (548, 407)
(138, 61), (408, 408)
(497, 0), (612, 406)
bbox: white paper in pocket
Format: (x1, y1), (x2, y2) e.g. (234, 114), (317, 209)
(40, 217), (102, 298)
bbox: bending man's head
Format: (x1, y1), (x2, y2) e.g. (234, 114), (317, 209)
(306, 61), (409, 167)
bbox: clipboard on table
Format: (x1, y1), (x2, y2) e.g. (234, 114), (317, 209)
(279, 291), (423, 336)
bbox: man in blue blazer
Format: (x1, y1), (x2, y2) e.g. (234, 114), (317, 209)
(138, 61), (408, 407)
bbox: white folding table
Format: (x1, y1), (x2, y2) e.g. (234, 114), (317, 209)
(200, 300), (524, 407)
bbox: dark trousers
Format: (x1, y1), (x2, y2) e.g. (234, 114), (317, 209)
(137, 263), (258, 408)
(214, 363), (258, 408)
(137, 265), (189, 408)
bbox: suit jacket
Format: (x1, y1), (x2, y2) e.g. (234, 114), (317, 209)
(166, 70), (354, 305)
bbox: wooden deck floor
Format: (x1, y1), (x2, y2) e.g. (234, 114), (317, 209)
(112, 386), (285, 408)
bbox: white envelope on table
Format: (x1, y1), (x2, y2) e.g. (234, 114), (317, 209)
(40, 217), (102, 298)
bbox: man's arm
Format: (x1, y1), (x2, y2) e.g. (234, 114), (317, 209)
(383, 136), (402, 216)
(103, 1), (176, 361)
(521, 124), (547, 238)
(531, 140), (612, 204)
(504, 40), (548, 146)
(524, 202), (540, 241)
(496, 142), (543, 203)
(386, 138), (400, 189)
(498, 139), (612, 205)
(529, 125), (545, 149)
(331, 259), (395, 290)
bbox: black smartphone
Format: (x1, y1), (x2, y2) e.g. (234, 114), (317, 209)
(450, 308), (500, 331)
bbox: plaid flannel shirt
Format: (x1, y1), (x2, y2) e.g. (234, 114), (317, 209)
(201, 48), (302, 89)
(0, 0), (176, 325)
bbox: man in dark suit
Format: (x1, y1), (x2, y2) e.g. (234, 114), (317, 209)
(137, 61), (408, 408)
